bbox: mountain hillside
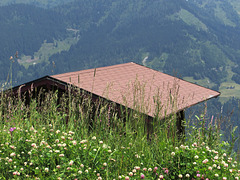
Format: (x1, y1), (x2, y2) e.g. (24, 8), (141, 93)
(0, 0), (74, 8)
(0, 0), (240, 99)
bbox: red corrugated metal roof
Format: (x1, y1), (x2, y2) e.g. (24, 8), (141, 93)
(52, 62), (220, 117)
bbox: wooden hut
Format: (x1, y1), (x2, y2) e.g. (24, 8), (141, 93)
(10, 62), (220, 136)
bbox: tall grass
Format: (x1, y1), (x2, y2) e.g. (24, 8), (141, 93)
(0, 82), (239, 179)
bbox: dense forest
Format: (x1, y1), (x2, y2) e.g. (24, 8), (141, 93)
(0, 0), (240, 140)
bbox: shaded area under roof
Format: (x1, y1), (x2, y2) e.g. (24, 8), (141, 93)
(52, 62), (220, 117)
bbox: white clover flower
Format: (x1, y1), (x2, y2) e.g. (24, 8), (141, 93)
(179, 174), (183, 178)
(56, 130), (60, 134)
(72, 140), (77, 145)
(186, 174), (190, 178)
(171, 152), (175, 156)
(69, 160), (74, 166)
(78, 170), (82, 174)
(10, 153), (16, 157)
(92, 136), (96, 140)
(215, 174), (219, 177)
(194, 155), (199, 159)
(103, 162), (107, 166)
(45, 168), (49, 172)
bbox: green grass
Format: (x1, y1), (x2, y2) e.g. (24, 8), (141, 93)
(0, 84), (239, 179)
(18, 32), (79, 69)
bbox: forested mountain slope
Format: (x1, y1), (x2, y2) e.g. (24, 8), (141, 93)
(0, 0), (74, 8)
(0, 0), (239, 149)
(0, 0), (240, 95)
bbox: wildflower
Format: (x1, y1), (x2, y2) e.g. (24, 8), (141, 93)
(229, 169), (233, 173)
(224, 163), (228, 168)
(103, 163), (107, 166)
(56, 165), (61, 169)
(148, 168), (152, 171)
(159, 175), (164, 179)
(217, 166), (221, 169)
(125, 176), (129, 180)
(194, 155), (199, 159)
(135, 166), (140, 170)
(98, 177), (102, 180)
(140, 174), (145, 179)
(85, 169), (88, 173)
(223, 177), (227, 180)
(192, 142), (197, 147)
(69, 160), (74, 166)
(92, 136), (96, 140)
(80, 164), (84, 168)
(56, 130), (60, 134)
(78, 170), (82, 174)
(67, 167), (71, 170)
(118, 175), (122, 179)
(208, 167), (212, 171)
(72, 140), (77, 145)
(171, 152), (175, 156)
(179, 174), (183, 178)
(99, 141), (103, 144)
(202, 159), (208, 164)
(8, 159), (13, 162)
(80, 140), (87, 144)
(143, 168), (147, 171)
(215, 174), (219, 177)
(68, 131), (74, 135)
(129, 172), (133, 176)
(197, 174), (200, 177)
(10, 153), (16, 157)
(186, 174), (190, 178)
(193, 162), (197, 165)
(61, 136), (65, 140)
(45, 168), (49, 172)
(59, 154), (64, 157)
(9, 127), (16, 132)
(164, 168), (169, 174)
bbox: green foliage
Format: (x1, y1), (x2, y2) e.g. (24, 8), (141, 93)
(0, 89), (239, 179)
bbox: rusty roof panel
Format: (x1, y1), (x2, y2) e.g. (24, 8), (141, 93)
(52, 62), (220, 117)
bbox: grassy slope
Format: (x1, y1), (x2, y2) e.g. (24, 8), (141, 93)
(0, 0), (74, 8)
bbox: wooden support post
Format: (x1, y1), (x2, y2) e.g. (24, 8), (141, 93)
(176, 110), (185, 140)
